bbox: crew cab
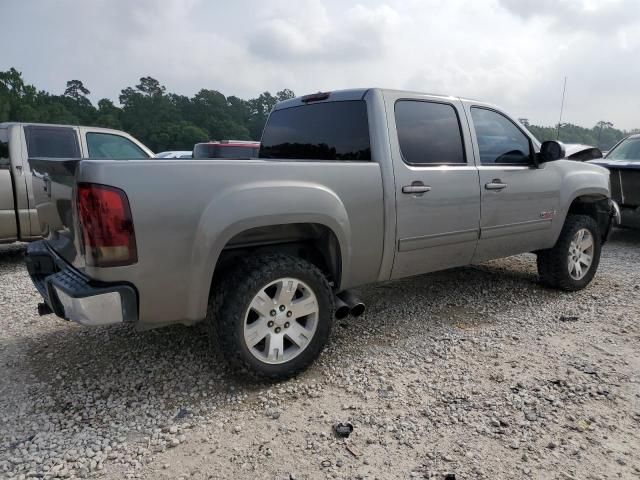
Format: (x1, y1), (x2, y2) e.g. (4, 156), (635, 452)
(0, 122), (153, 244)
(25, 89), (617, 379)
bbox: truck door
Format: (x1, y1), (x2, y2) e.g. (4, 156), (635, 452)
(387, 94), (481, 278)
(465, 106), (561, 262)
(0, 132), (18, 242)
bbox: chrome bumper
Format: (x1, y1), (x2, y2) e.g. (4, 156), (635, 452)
(54, 287), (129, 326)
(26, 241), (138, 326)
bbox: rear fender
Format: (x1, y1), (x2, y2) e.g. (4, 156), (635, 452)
(187, 181), (351, 320)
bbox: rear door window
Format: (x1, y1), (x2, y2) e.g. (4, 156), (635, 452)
(24, 126), (81, 158)
(86, 132), (149, 159)
(260, 100), (371, 161)
(395, 100), (466, 165)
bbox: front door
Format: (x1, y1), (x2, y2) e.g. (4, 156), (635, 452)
(388, 94), (481, 279)
(466, 106), (561, 262)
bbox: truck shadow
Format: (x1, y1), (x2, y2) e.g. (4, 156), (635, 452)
(0, 243), (26, 266)
(608, 227), (640, 245)
(18, 255), (544, 392)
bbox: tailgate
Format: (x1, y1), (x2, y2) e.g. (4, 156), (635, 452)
(28, 157), (83, 267)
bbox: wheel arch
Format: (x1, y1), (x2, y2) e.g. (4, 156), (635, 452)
(186, 181), (352, 321)
(211, 222), (344, 292)
(565, 193), (612, 243)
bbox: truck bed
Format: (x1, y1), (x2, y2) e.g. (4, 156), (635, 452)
(29, 157), (385, 327)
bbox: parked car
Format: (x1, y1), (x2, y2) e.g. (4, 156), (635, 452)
(25, 88), (617, 379)
(192, 140), (260, 159)
(563, 143), (603, 161)
(589, 134), (640, 227)
(156, 151), (193, 159)
(0, 122), (153, 244)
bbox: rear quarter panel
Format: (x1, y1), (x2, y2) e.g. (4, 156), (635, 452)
(77, 159), (384, 327)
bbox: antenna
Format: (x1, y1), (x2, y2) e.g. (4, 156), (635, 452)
(556, 76), (567, 140)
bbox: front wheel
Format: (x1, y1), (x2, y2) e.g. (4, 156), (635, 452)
(210, 254), (334, 379)
(537, 214), (602, 291)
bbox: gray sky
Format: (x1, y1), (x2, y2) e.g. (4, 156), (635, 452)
(2, 0), (639, 129)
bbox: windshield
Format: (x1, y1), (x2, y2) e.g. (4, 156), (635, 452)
(606, 137), (640, 161)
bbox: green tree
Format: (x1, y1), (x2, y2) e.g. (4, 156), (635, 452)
(64, 80), (90, 100)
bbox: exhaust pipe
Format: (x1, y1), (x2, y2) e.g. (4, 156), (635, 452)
(37, 302), (53, 316)
(337, 290), (366, 317)
(334, 296), (351, 320)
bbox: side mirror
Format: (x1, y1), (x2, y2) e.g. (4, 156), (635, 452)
(539, 140), (566, 163)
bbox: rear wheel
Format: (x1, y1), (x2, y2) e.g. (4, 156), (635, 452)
(537, 214), (601, 291)
(209, 254), (334, 379)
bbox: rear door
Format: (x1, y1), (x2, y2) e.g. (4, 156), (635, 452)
(466, 106), (561, 261)
(386, 93), (481, 278)
(0, 128), (18, 242)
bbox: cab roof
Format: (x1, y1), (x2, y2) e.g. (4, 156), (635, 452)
(273, 88), (494, 111)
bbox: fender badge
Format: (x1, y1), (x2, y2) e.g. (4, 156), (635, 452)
(540, 210), (556, 219)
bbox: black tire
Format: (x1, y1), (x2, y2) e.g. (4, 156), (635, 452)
(537, 214), (601, 291)
(207, 254), (334, 380)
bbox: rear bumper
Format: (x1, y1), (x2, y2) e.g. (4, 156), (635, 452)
(25, 241), (138, 326)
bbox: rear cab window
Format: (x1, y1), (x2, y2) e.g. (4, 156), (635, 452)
(259, 100), (371, 161)
(86, 132), (149, 159)
(24, 126), (81, 158)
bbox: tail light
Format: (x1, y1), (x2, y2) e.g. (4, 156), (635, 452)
(76, 183), (137, 267)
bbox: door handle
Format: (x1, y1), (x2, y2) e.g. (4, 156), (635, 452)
(402, 184), (432, 194)
(485, 180), (507, 191)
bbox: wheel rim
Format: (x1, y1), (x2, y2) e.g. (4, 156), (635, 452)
(568, 228), (594, 280)
(243, 277), (319, 365)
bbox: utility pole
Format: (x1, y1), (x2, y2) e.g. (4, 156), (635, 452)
(557, 76), (567, 141)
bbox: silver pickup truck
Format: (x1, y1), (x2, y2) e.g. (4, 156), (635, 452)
(0, 122), (154, 244)
(25, 88), (618, 379)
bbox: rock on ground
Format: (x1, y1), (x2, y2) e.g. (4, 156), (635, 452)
(1, 230), (639, 480)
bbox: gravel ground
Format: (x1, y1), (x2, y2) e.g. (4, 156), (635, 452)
(1, 230), (639, 480)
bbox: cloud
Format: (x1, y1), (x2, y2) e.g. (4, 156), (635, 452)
(498, 0), (640, 33)
(1, 0), (639, 129)
(248, 1), (401, 61)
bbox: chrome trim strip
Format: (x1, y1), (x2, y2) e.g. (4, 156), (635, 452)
(477, 165), (531, 171)
(403, 164), (478, 172)
(481, 218), (552, 239)
(398, 228), (478, 252)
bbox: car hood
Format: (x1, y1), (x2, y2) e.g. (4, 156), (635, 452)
(588, 159), (640, 170)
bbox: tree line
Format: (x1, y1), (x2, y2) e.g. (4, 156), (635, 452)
(0, 68), (294, 152)
(519, 119), (638, 151)
(1, 68), (637, 153)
